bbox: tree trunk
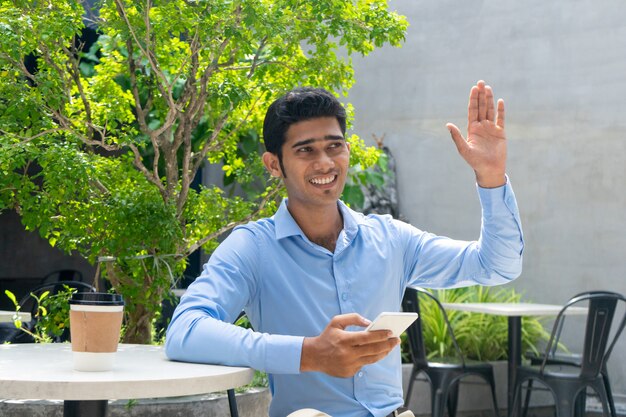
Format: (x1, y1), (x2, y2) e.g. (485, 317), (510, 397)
(122, 302), (153, 344)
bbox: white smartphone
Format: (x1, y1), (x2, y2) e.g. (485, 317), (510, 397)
(365, 312), (418, 337)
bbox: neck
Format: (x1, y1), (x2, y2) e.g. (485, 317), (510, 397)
(286, 200), (343, 252)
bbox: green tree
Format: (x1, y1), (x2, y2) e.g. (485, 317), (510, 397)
(0, 0), (407, 343)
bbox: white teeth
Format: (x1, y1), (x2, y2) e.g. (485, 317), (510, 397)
(310, 176), (335, 185)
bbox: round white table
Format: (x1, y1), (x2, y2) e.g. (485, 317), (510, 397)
(0, 343), (254, 417)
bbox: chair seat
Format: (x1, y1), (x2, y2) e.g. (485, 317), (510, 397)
(525, 351), (583, 367)
(518, 364), (591, 379)
(427, 358), (495, 371)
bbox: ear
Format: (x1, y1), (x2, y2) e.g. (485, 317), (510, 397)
(262, 152), (283, 178)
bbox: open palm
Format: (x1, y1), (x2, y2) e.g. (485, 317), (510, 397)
(447, 80), (507, 188)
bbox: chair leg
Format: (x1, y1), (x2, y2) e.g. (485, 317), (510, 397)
(591, 378), (612, 417)
(486, 373), (501, 417)
(574, 389), (586, 417)
(227, 389), (239, 417)
(551, 383), (578, 417)
(404, 366), (419, 408)
(602, 372), (617, 417)
(511, 376), (527, 417)
(475, 369), (501, 417)
(431, 373), (459, 417)
(522, 380), (533, 417)
(447, 381), (460, 417)
(432, 386), (446, 417)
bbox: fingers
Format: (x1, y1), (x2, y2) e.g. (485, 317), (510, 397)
(350, 328), (395, 346)
(446, 123), (468, 156)
(469, 81), (500, 124)
(467, 86), (479, 125)
(496, 98), (505, 128)
(355, 337), (399, 356)
(485, 85), (495, 121)
(477, 80), (487, 121)
(329, 313), (371, 330)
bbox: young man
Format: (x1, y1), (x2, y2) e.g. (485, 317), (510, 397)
(165, 81), (524, 417)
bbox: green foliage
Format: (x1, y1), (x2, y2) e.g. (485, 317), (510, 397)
(33, 285), (77, 341)
(3, 285), (78, 343)
(401, 286), (551, 362)
(0, 0), (408, 343)
(342, 146), (388, 209)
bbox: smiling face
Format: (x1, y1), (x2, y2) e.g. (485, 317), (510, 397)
(263, 116), (350, 213)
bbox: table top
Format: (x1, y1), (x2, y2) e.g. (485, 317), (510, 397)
(0, 343), (254, 400)
(0, 310), (31, 323)
(441, 302), (588, 316)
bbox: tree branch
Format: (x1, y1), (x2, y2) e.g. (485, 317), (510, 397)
(176, 127), (193, 217)
(220, 59), (297, 73)
(128, 143), (167, 198)
(114, 0), (175, 110)
(191, 111), (230, 176)
(247, 36), (268, 79)
(190, 94), (261, 180)
(61, 42), (96, 141)
(2, 128), (66, 144)
(125, 38), (161, 181)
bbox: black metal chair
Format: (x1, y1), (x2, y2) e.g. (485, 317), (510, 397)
(402, 286), (501, 417)
(42, 268), (85, 284)
(524, 290), (622, 417)
(513, 291), (626, 417)
(0, 280), (96, 343)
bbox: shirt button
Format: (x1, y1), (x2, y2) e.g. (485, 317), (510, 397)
(341, 293), (348, 301)
(358, 371), (363, 377)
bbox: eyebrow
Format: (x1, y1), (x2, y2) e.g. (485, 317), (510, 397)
(291, 135), (345, 148)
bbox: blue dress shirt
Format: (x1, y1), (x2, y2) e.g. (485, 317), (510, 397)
(165, 179), (523, 417)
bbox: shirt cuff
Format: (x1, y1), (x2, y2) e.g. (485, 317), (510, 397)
(477, 174), (519, 218)
(264, 334), (304, 374)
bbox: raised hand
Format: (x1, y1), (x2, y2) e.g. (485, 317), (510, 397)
(446, 80), (507, 188)
(300, 313), (399, 378)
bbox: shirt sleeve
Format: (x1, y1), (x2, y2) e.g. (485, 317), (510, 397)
(164, 226), (304, 374)
(403, 175), (524, 288)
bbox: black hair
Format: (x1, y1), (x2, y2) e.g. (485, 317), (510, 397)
(262, 87), (347, 176)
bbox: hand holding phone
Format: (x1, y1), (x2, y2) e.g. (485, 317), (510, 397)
(365, 312), (418, 338)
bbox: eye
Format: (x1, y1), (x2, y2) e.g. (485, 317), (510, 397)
(296, 146), (312, 153)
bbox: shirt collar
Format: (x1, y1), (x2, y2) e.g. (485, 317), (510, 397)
(274, 198), (368, 241)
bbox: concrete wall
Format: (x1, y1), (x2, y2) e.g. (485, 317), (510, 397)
(347, 0), (626, 399)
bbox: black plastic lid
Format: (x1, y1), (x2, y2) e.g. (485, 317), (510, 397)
(69, 292), (124, 306)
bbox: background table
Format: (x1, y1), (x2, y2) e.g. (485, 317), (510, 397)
(0, 310), (31, 323)
(441, 302), (587, 417)
(0, 343), (254, 417)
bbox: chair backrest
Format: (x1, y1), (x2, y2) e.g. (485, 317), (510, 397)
(402, 286), (465, 367)
(42, 269), (84, 284)
(542, 291), (626, 378)
(20, 280), (96, 317)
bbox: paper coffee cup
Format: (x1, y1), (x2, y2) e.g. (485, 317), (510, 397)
(69, 292), (124, 372)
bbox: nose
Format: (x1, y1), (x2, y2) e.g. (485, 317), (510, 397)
(313, 152), (335, 172)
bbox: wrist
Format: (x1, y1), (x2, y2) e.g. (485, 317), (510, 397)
(300, 337), (317, 372)
(475, 171), (506, 188)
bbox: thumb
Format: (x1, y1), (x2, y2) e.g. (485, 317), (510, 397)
(329, 313), (371, 330)
(446, 123), (469, 155)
